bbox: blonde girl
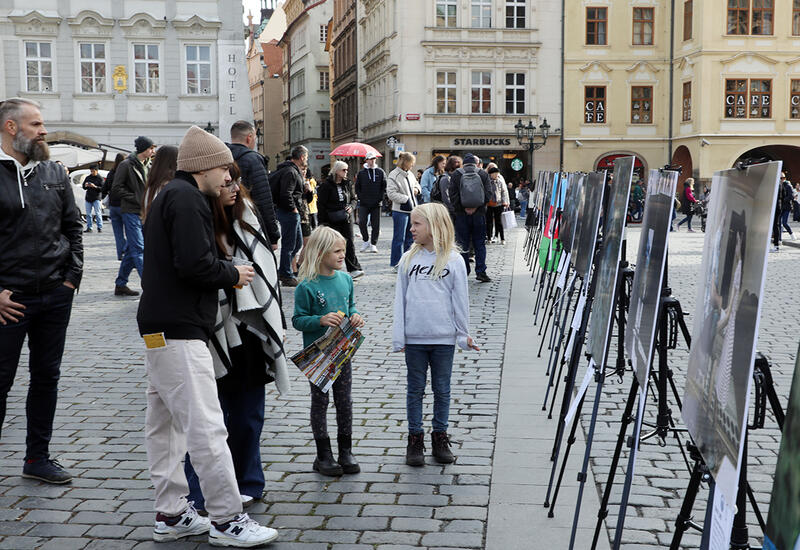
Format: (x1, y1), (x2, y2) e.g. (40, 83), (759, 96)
(293, 226), (364, 476)
(392, 203), (479, 467)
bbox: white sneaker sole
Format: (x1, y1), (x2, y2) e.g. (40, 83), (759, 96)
(208, 529), (279, 547)
(153, 523), (210, 542)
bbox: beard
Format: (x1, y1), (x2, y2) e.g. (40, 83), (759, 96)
(12, 132), (50, 162)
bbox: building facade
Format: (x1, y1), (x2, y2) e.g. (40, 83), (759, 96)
(358, 0), (561, 181)
(564, 1), (800, 184)
(329, 0), (358, 150)
(0, 0), (253, 152)
(280, 0), (333, 178)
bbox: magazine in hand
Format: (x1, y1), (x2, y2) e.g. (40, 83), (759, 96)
(290, 313), (365, 393)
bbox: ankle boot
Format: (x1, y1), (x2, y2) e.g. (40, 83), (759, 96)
(337, 434), (361, 474)
(405, 433), (426, 467)
(313, 437), (343, 476)
(431, 431), (455, 464)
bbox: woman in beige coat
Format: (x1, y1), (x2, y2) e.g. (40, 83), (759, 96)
(386, 152), (421, 268)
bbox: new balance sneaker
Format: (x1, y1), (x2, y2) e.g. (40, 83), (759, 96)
(240, 494), (255, 509)
(360, 241), (370, 252)
(153, 503), (210, 542)
(209, 513), (279, 547)
(22, 458), (72, 484)
(369, 244), (378, 253)
(350, 270), (365, 279)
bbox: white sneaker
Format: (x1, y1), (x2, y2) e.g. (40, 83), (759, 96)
(209, 513), (278, 547)
(240, 494), (254, 508)
(370, 244), (378, 253)
(770, 246), (780, 253)
(350, 270), (365, 279)
(360, 241), (370, 252)
(153, 503), (210, 542)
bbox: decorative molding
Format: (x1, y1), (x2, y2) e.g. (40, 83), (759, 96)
(578, 61), (612, 73)
(720, 51), (778, 66)
(173, 16), (222, 40)
(625, 61), (661, 73)
(67, 10), (114, 38)
(120, 13), (167, 39)
(9, 11), (61, 37)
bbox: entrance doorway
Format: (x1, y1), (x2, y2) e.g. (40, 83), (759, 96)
(734, 145), (800, 181)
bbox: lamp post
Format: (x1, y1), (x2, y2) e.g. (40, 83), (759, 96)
(204, 121), (215, 135)
(514, 118), (550, 182)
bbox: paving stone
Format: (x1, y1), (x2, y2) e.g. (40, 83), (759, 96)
(0, 536), (46, 549)
(37, 538), (92, 550)
(27, 523), (91, 538)
(325, 516), (389, 530)
(359, 531), (422, 545)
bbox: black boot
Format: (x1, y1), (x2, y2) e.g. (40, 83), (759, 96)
(337, 434), (360, 474)
(405, 433), (425, 467)
(313, 437), (343, 476)
(431, 431), (455, 464)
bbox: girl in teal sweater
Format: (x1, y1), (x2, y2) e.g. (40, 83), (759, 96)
(293, 226), (364, 476)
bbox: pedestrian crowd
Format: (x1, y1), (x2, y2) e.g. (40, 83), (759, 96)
(0, 97), (518, 547)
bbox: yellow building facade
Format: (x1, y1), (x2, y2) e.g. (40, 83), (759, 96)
(565, 0), (800, 184)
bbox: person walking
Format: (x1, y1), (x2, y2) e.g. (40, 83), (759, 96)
(273, 146), (308, 287)
(307, 171), (319, 229)
(137, 125), (277, 546)
(449, 153), (492, 282)
(141, 145), (178, 221)
(435, 155), (461, 216)
(387, 152), (421, 269)
(517, 181), (530, 219)
(102, 153), (127, 260)
(485, 166), (509, 244)
(676, 178), (698, 232)
(419, 155), (445, 204)
(0, 97), (83, 484)
(112, 135), (156, 297)
(393, 203), (479, 466)
(317, 161), (364, 279)
(292, 226), (365, 476)
(779, 173), (795, 240)
(82, 165), (104, 233)
(355, 152), (386, 253)
(184, 161), (290, 513)
(793, 182), (800, 222)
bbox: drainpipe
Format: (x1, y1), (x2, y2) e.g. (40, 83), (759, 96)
(559, 0), (565, 171)
(667, 0), (676, 164)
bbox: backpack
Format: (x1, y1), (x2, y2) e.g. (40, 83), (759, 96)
(430, 174), (444, 203)
(458, 166), (485, 208)
(268, 166), (285, 202)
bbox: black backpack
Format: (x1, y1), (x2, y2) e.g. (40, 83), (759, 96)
(430, 174), (444, 203)
(268, 166), (286, 202)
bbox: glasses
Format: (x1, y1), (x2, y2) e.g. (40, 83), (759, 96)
(223, 180), (241, 189)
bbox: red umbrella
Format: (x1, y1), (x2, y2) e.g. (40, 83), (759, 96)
(330, 142), (382, 158)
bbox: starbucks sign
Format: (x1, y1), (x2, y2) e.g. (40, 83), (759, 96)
(511, 158), (523, 171)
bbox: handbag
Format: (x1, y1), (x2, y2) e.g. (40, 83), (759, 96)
(328, 208), (348, 223)
(501, 210), (518, 230)
(400, 199), (413, 212)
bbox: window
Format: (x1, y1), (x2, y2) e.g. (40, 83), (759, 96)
(684, 1), (693, 40)
(471, 0), (492, 28)
(794, 0), (800, 35)
(319, 24), (328, 42)
(632, 8), (654, 45)
(321, 119), (330, 140)
(630, 86), (653, 124)
(505, 72), (525, 115)
(319, 71), (329, 91)
(436, 0), (457, 27)
(749, 79), (771, 118)
(725, 79), (748, 118)
(586, 7), (608, 45)
(24, 41), (52, 92)
(751, 0), (773, 35)
(682, 82), (692, 121)
(133, 44), (160, 94)
(724, 78), (771, 118)
(185, 45), (211, 95)
(290, 72), (305, 99)
(79, 43), (106, 93)
(471, 71), (492, 114)
(436, 71), (456, 114)
(727, 0), (749, 34)
(584, 86), (606, 123)
(790, 79), (800, 119)
(290, 115), (305, 141)
(506, 0), (526, 29)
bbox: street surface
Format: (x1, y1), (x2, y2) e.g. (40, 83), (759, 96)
(0, 215), (798, 549)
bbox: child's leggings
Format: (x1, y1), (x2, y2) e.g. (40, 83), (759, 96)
(309, 361), (352, 439)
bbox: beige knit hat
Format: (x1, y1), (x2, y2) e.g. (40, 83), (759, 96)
(177, 125), (233, 173)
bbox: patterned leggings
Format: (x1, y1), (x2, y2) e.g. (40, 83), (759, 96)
(309, 361), (352, 439)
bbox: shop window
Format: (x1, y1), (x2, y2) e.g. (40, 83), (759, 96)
(682, 82), (692, 121)
(630, 86), (653, 124)
(725, 79), (748, 118)
(749, 79), (771, 118)
(586, 7), (607, 45)
(724, 79), (771, 118)
(791, 80), (800, 119)
(584, 86), (606, 123)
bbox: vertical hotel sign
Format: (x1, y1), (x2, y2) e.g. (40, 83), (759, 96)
(217, 40), (254, 142)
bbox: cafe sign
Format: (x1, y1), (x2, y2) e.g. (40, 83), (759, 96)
(452, 137), (513, 148)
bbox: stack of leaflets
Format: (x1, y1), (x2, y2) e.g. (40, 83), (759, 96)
(290, 314), (365, 393)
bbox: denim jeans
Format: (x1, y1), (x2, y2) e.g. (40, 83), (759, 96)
(677, 213), (693, 231)
(184, 379), (266, 510)
(391, 211), (413, 267)
(405, 344), (455, 434)
(276, 208), (302, 278)
(780, 209), (794, 235)
(85, 200), (103, 230)
(116, 212), (144, 287)
(453, 212), (487, 275)
(109, 205), (126, 260)
(0, 284), (74, 460)
(519, 200), (528, 217)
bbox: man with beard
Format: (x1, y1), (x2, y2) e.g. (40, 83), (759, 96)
(0, 97), (83, 484)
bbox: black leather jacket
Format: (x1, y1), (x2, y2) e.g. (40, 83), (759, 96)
(0, 159), (83, 293)
(229, 143), (281, 244)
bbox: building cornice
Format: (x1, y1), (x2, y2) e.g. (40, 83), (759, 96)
(9, 10), (61, 37)
(119, 13), (168, 39)
(67, 10), (115, 38)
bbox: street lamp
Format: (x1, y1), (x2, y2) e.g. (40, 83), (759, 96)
(514, 118), (550, 182)
(204, 121), (215, 135)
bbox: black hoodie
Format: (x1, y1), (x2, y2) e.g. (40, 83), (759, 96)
(228, 143), (281, 244)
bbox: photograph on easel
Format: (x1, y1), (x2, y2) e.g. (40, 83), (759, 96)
(538, 172), (567, 271)
(558, 172), (583, 256)
(572, 170), (607, 279)
(681, 161), (782, 539)
(763, 342), (800, 550)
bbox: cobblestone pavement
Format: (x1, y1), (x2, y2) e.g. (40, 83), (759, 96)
(0, 216), (519, 550)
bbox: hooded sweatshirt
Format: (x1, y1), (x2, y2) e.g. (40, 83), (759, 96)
(392, 248), (471, 351)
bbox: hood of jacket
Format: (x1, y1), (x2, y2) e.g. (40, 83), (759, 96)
(0, 148), (40, 209)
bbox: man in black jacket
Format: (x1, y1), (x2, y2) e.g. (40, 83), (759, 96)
(273, 145), (308, 286)
(450, 153), (493, 282)
(0, 97), (83, 484)
(111, 136), (156, 296)
(355, 151), (386, 253)
(227, 121), (280, 248)
(137, 125), (277, 547)
(82, 165), (104, 233)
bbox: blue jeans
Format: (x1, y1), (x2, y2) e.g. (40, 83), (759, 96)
(184, 380), (266, 510)
(405, 344), (455, 434)
(116, 212), (144, 287)
(454, 212), (487, 275)
(391, 211), (413, 267)
(780, 209), (794, 235)
(0, 284), (74, 460)
(276, 208), (302, 278)
(519, 200), (528, 217)
(109, 205), (126, 260)
(85, 200), (103, 230)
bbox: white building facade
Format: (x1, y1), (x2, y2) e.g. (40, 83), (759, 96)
(0, 0), (252, 152)
(358, 0), (561, 178)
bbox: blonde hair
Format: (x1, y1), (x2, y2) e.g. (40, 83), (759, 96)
(400, 203), (459, 279)
(397, 152), (416, 171)
(297, 226), (347, 282)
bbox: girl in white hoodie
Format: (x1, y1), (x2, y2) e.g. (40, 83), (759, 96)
(393, 203), (479, 467)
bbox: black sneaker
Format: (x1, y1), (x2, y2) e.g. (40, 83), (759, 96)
(97, 228), (102, 233)
(280, 277), (299, 287)
(476, 272), (491, 283)
(114, 285), (140, 296)
(83, 228), (93, 233)
(405, 433), (425, 467)
(22, 458), (72, 484)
